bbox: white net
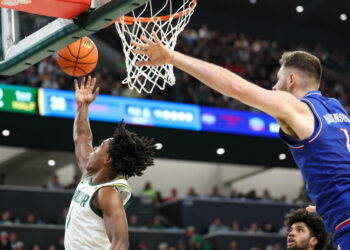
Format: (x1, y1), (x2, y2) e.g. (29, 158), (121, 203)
(115, 0), (197, 94)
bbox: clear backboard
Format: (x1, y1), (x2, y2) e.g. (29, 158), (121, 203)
(0, 0), (149, 76)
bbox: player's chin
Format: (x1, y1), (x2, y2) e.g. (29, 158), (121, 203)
(286, 243), (297, 250)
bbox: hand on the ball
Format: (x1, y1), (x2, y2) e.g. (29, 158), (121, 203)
(132, 32), (174, 67)
(74, 76), (99, 105)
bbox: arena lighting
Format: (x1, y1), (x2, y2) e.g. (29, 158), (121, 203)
(48, 160), (56, 167)
(249, 0), (257, 4)
(1, 129), (10, 136)
(296, 6), (304, 13)
(155, 143), (163, 150)
(216, 148), (225, 155)
(340, 14), (347, 21)
(279, 153), (287, 160)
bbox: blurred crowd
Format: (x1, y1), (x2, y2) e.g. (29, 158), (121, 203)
(2, 13), (350, 114)
(0, 175), (308, 250)
(0, 230), (63, 250)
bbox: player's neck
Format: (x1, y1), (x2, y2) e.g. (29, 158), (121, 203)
(91, 169), (117, 184)
(291, 87), (316, 99)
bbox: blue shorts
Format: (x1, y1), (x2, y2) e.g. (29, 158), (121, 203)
(333, 223), (350, 250)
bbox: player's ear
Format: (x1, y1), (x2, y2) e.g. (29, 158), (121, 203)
(288, 73), (296, 90)
(309, 236), (318, 248)
(104, 156), (113, 165)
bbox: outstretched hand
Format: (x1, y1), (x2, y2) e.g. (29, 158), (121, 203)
(306, 205), (316, 213)
(74, 76), (99, 105)
(132, 32), (174, 67)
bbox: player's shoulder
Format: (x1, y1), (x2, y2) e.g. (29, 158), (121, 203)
(96, 186), (124, 209)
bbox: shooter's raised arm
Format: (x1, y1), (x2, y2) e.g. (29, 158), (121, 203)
(73, 76), (100, 176)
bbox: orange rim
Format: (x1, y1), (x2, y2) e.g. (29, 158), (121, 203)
(116, 0), (197, 25)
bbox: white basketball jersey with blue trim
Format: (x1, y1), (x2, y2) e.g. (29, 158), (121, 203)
(64, 176), (132, 250)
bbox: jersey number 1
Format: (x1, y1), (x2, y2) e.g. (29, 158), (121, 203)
(340, 128), (350, 152)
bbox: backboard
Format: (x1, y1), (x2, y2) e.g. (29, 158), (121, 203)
(0, 0), (149, 76)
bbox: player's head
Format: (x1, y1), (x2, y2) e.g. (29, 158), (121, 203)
(285, 208), (328, 250)
(273, 51), (322, 93)
(86, 121), (156, 177)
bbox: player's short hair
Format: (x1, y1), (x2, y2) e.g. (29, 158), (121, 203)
(108, 121), (155, 178)
(285, 208), (329, 250)
(279, 51), (322, 84)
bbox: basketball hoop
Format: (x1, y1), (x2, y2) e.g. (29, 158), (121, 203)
(115, 0), (197, 94)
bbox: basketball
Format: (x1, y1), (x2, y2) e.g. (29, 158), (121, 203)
(57, 37), (98, 77)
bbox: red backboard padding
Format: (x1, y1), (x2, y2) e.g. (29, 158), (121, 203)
(0, 0), (91, 19)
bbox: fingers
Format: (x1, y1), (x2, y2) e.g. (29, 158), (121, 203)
(133, 49), (148, 55)
(136, 61), (151, 67)
(90, 77), (96, 90)
(85, 75), (91, 89)
(81, 76), (86, 89)
(141, 35), (154, 46)
(92, 87), (100, 101)
(132, 40), (148, 49)
(152, 31), (161, 45)
(306, 205), (316, 213)
(74, 79), (79, 90)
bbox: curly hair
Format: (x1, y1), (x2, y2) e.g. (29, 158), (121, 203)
(285, 208), (329, 250)
(107, 121), (156, 178)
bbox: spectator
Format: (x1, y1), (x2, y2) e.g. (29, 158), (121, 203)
(250, 247), (262, 250)
(9, 232), (18, 249)
(209, 186), (223, 198)
(140, 182), (157, 202)
(278, 221), (288, 236)
(154, 191), (164, 205)
(261, 189), (272, 200)
(56, 237), (64, 250)
(135, 241), (148, 250)
(247, 222), (261, 234)
(41, 72), (59, 89)
(187, 187), (198, 197)
(186, 226), (210, 250)
(47, 175), (62, 190)
(266, 242), (282, 250)
(150, 216), (165, 230)
(228, 189), (238, 199)
(278, 194), (287, 203)
(129, 214), (141, 228)
(231, 219), (242, 232)
(56, 208), (68, 225)
(208, 218), (229, 233)
(0, 231), (11, 250)
(229, 241), (238, 250)
(14, 241), (24, 250)
(177, 240), (186, 250)
(1, 211), (12, 225)
(166, 188), (178, 203)
(246, 189), (259, 200)
(32, 244), (41, 250)
(26, 213), (43, 224)
(262, 222), (277, 233)
(158, 242), (168, 250)
(47, 245), (56, 250)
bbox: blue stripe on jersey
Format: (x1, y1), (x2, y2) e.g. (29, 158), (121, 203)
(280, 91), (350, 233)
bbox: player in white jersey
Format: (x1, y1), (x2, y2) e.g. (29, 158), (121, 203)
(64, 76), (156, 250)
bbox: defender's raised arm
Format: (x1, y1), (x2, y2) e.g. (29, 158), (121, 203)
(132, 32), (314, 140)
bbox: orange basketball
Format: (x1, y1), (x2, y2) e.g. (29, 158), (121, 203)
(57, 37), (98, 77)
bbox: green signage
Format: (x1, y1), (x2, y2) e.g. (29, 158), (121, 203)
(0, 84), (38, 114)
